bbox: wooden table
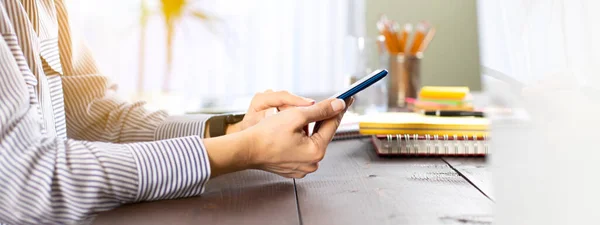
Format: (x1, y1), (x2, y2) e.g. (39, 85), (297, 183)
(94, 139), (493, 225)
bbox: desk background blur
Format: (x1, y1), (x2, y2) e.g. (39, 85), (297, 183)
(366, 0), (482, 91)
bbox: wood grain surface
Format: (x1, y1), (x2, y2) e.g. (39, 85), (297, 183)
(93, 170), (299, 225)
(295, 139), (493, 225)
(92, 140), (494, 225)
(443, 157), (493, 200)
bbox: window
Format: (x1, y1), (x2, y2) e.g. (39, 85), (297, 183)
(66, 0), (364, 113)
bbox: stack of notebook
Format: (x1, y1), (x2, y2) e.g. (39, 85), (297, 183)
(358, 112), (489, 156)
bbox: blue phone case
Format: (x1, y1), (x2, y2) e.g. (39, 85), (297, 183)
(335, 69), (388, 99)
(313, 69), (388, 134)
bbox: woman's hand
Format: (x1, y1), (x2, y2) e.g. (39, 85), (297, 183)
(204, 97), (353, 178)
(226, 90), (315, 134)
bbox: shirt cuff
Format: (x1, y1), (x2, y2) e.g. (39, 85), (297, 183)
(154, 114), (214, 140)
(126, 136), (211, 201)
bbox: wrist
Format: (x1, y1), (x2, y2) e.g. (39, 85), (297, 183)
(203, 131), (253, 178)
(242, 128), (261, 169)
(225, 122), (242, 135)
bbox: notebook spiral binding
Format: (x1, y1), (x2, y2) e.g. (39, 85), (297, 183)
(379, 134), (489, 156)
(332, 131), (368, 141)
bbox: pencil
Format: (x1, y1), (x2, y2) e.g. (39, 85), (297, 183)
(378, 22), (400, 54)
(418, 27), (436, 53)
(409, 22), (430, 55)
(388, 22), (402, 54)
(377, 21), (393, 53)
(399, 23), (412, 53)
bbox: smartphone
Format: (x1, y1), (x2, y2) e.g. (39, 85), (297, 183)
(332, 69), (388, 99)
(312, 69), (388, 134)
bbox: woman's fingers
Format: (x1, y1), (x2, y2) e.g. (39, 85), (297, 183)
(251, 90), (315, 112)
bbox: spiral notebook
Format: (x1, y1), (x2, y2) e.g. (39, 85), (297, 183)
(360, 112), (490, 156)
(371, 134), (488, 156)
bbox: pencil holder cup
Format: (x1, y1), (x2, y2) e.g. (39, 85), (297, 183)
(386, 53), (422, 109)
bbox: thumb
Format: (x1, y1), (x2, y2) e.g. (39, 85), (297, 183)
(298, 98), (346, 124)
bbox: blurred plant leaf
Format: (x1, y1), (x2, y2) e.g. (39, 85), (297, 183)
(189, 9), (210, 20)
(136, 0), (219, 93)
(188, 9), (220, 34)
(140, 0), (151, 25)
(161, 0), (212, 92)
(160, 0), (185, 22)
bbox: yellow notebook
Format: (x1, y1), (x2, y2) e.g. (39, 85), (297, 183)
(359, 112), (489, 137)
(419, 86), (470, 100)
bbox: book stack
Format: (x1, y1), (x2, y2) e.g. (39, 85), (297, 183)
(358, 112), (489, 156)
(407, 86), (474, 112)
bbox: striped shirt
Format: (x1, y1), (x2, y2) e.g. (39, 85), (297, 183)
(0, 0), (215, 224)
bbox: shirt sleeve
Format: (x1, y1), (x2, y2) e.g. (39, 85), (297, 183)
(0, 34), (211, 225)
(60, 74), (214, 143)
